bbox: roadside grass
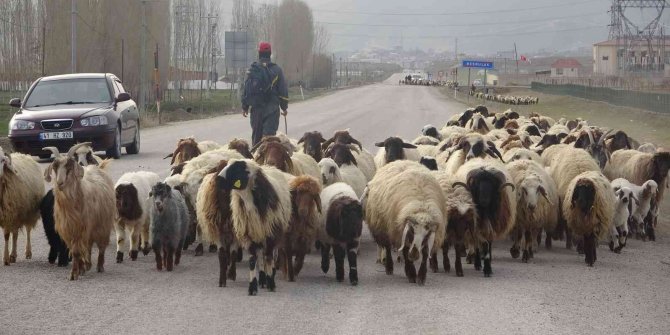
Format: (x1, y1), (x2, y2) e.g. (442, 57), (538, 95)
(0, 91), (23, 136)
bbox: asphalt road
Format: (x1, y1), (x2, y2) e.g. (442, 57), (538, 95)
(2, 74), (669, 334)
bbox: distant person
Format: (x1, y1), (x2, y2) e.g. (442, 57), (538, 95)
(241, 41), (288, 146)
(471, 83), (476, 93)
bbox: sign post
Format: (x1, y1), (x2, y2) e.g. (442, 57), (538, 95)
(462, 60), (494, 101)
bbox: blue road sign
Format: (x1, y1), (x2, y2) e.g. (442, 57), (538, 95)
(462, 60), (494, 69)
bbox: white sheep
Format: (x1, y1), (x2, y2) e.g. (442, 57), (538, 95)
(114, 171), (161, 262)
(0, 148), (44, 265)
(217, 159), (293, 295)
(608, 185), (635, 253)
(318, 158), (366, 197)
(611, 178), (657, 239)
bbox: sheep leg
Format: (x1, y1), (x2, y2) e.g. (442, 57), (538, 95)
(565, 226), (573, 250)
(236, 246), (243, 262)
(646, 220), (656, 242)
(218, 246), (229, 287)
(141, 224), (151, 255)
(227, 246), (237, 281)
(510, 228), (521, 259)
(97, 245), (106, 273)
(284, 244), (295, 282)
(320, 243), (331, 274)
(248, 246), (259, 296)
(166, 244), (175, 271)
(153, 242), (163, 271)
(69, 251), (81, 280)
(455, 243), (464, 277)
(331, 244), (345, 282)
(129, 226), (140, 261)
(474, 248), (482, 271)
(583, 233), (594, 266)
(384, 245), (394, 275)
(442, 242), (451, 273)
(264, 239), (277, 292)
(401, 247), (417, 283)
(347, 241), (359, 285)
(609, 224), (620, 253)
(293, 247), (306, 278)
(115, 223), (126, 263)
(545, 231), (553, 249)
(57, 240), (69, 267)
(522, 230), (531, 263)
(429, 250), (438, 273)
(3, 232), (9, 266)
(194, 226), (204, 256)
(25, 226), (32, 259)
(482, 241), (492, 277)
(8, 230), (18, 263)
(417, 247), (429, 286)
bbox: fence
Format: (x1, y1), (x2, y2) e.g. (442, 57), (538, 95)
(531, 82), (670, 114)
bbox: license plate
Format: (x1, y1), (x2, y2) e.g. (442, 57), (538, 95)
(40, 131), (74, 140)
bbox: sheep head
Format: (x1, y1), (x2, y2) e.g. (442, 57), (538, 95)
(421, 125), (441, 140)
(447, 198), (476, 244)
(519, 175), (552, 214)
(318, 158), (341, 186)
(149, 182), (172, 213)
(375, 137), (416, 164)
(217, 159), (254, 191)
(458, 109), (475, 127)
(399, 212), (439, 262)
(43, 146), (84, 189)
(571, 179), (596, 215)
(289, 176), (322, 219)
(467, 114), (490, 134)
(453, 167), (514, 224)
(228, 138), (253, 159)
(453, 134), (504, 162)
(322, 129), (363, 151)
(325, 143), (357, 167)
(419, 156), (438, 171)
(297, 131), (326, 162)
(474, 105), (489, 117)
(652, 152), (670, 187)
(69, 142), (98, 166)
(116, 183), (142, 220)
(0, 148), (16, 178)
(255, 141), (293, 173)
(165, 137), (200, 165)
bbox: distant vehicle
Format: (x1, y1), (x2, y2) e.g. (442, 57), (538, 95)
(7, 73), (140, 159)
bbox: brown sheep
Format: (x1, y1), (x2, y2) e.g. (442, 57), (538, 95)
(228, 138), (253, 159)
(255, 141), (294, 173)
(322, 129), (363, 150)
(165, 137), (201, 165)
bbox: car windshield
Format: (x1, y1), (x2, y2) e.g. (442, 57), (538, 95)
(24, 78), (111, 108)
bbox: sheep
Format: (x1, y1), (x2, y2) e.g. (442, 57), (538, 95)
(149, 182), (189, 271)
(611, 178), (658, 240)
(465, 113), (491, 135)
(322, 129), (364, 151)
(374, 136), (420, 169)
(322, 130), (376, 181)
(290, 152), (322, 186)
(165, 137), (201, 165)
(227, 138), (253, 159)
(452, 158), (516, 276)
(0, 148), (44, 266)
(608, 185), (636, 253)
(420, 156), (439, 171)
(196, 160), (239, 287)
(506, 160), (559, 261)
(503, 148), (542, 164)
(412, 135), (440, 146)
(534, 133), (565, 155)
(604, 130), (633, 154)
(438, 125), (468, 141)
(43, 146), (115, 280)
(442, 133), (504, 174)
(250, 133), (297, 156)
(216, 159), (292, 295)
(604, 150), (670, 241)
(416, 144), (439, 158)
(318, 157), (366, 197)
(198, 140), (221, 153)
(297, 131), (326, 162)
(39, 190), (69, 266)
(421, 124), (442, 140)
(69, 142), (103, 166)
(317, 182), (363, 285)
(280, 176), (322, 282)
(114, 171), (161, 263)
(562, 171), (615, 266)
(365, 160), (446, 285)
(638, 143), (657, 153)
(431, 172), (477, 277)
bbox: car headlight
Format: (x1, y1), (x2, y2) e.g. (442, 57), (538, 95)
(10, 120), (35, 130)
(80, 115), (108, 127)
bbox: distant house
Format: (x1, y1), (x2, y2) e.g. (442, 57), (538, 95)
(550, 58), (582, 78)
(593, 38), (670, 76)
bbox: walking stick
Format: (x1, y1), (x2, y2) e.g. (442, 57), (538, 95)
(283, 114), (288, 134)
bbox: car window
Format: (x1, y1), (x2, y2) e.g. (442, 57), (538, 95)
(111, 80), (121, 97)
(114, 80), (127, 94)
(24, 78), (112, 108)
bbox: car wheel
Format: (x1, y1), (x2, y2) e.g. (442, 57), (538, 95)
(126, 126), (140, 155)
(106, 127), (122, 159)
(38, 154), (51, 160)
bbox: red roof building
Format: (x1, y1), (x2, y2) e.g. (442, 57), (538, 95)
(550, 58), (582, 77)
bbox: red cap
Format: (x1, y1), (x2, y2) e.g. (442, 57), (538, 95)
(258, 42), (271, 53)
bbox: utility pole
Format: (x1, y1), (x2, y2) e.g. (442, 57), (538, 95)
(454, 37), (458, 62)
(41, 23), (46, 76)
(139, 0), (147, 115)
(514, 42), (519, 75)
(71, 0), (76, 73)
(121, 39), (124, 82)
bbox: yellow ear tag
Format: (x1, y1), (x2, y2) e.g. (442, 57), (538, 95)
(234, 180), (241, 188)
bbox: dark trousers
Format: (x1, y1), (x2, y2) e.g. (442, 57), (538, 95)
(250, 105), (280, 146)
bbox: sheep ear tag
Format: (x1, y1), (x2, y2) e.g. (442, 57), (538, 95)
(234, 180), (242, 189)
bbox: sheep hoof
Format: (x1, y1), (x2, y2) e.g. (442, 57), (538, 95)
(259, 271), (267, 288)
(9, 255), (16, 263)
(97, 266), (104, 273)
(209, 244), (218, 253)
(522, 251), (529, 263)
(116, 252), (124, 263)
(3, 260), (9, 266)
(57, 260), (69, 267)
(456, 270), (464, 277)
(417, 277), (425, 286)
(510, 247), (520, 259)
(48, 250), (58, 264)
(267, 277), (276, 292)
(608, 241), (615, 251)
(142, 246), (151, 256)
(25, 251), (32, 259)
(248, 279), (258, 296)
(130, 250), (138, 261)
(194, 244), (204, 256)
(613, 246), (622, 254)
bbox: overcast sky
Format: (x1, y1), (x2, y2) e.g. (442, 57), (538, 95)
(223, 0), (670, 55)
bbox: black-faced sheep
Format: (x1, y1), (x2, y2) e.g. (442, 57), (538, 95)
(318, 182), (363, 285)
(365, 160), (446, 285)
(562, 171), (615, 266)
(421, 124), (442, 140)
(0, 148), (44, 265)
(149, 182), (189, 271)
(322, 130), (376, 181)
(216, 159), (292, 295)
(114, 171), (161, 262)
(420, 156), (439, 171)
(281, 176), (322, 282)
(441, 133), (504, 174)
(297, 131), (326, 162)
(374, 137), (419, 169)
(43, 147), (115, 280)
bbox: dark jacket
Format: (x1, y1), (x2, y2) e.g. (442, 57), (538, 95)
(242, 58), (289, 111)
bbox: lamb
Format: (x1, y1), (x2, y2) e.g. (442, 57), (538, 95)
(318, 182), (363, 285)
(196, 160), (239, 287)
(373, 137), (420, 169)
(604, 150), (670, 241)
(216, 159), (293, 295)
(149, 182), (189, 271)
(114, 171), (161, 263)
(43, 146), (115, 280)
(452, 158), (516, 276)
(611, 178), (658, 239)
(503, 148), (542, 164)
(562, 171), (615, 266)
(0, 147), (44, 266)
(608, 185), (636, 253)
(365, 160), (446, 285)
(280, 176), (322, 282)
(297, 131), (326, 162)
(506, 160), (559, 262)
(318, 157), (367, 197)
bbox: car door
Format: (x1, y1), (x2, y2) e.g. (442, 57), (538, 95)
(112, 79), (137, 144)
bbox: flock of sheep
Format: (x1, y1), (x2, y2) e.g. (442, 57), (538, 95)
(0, 104), (668, 295)
(469, 91), (540, 105)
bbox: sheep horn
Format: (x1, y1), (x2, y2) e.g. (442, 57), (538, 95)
(163, 153), (174, 159)
(398, 224), (411, 253)
(350, 137), (363, 150)
(452, 182), (469, 190)
(67, 142), (93, 158)
(500, 182), (515, 192)
(540, 189), (553, 206)
(41, 147), (60, 157)
(584, 127), (595, 146)
(598, 129), (614, 146)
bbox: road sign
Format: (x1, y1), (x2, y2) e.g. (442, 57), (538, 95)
(462, 60), (494, 69)
(224, 31), (256, 69)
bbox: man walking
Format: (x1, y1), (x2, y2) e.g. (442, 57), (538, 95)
(241, 41), (289, 146)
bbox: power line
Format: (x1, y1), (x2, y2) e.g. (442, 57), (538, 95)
(330, 25), (605, 39)
(316, 12), (605, 28)
(312, 0), (595, 16)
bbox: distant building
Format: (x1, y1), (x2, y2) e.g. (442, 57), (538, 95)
(550, 58), (582, 78)
(593, 39), (670, 76)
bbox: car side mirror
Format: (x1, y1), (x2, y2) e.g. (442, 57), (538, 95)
(115, 92), (131, 103)
(9, 98), (21, 108)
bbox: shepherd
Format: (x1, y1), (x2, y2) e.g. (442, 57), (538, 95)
(242, 41), (289, 146)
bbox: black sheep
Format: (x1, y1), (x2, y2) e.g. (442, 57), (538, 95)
(40, 190), (69, 267)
